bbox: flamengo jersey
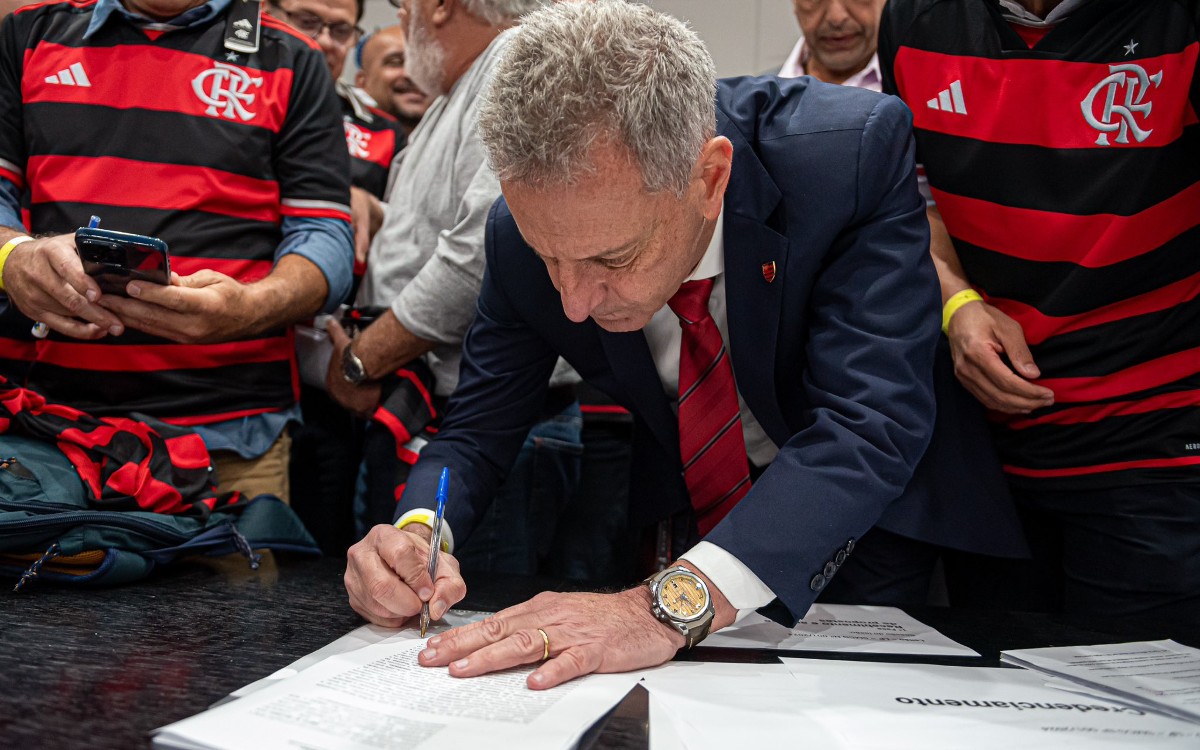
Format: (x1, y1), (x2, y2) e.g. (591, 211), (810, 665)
(880, 0), (1200, 489)
(341, 92), (404, 199)
(0, 0), (352, 425)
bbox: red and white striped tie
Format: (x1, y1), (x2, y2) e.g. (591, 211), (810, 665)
(668, 279), (751, 535)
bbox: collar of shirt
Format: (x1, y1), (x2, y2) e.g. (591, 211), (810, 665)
(338, 79), (375, 124)
(683, 209), (725, 284)
(85, 0), (232, 38)
(997, 0), (1090, 27)
(778, 36), (882, 93)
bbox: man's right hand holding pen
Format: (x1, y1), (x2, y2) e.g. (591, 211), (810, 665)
(344, 521), (467, 630)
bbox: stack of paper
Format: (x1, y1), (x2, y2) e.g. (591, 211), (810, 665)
(701, 603), (979, 656)
(642, 658), (1200, 748)
(1002, 640), (1200, 725)
(153, 620), (640, 750)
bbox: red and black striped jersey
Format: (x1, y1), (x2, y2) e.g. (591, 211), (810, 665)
(0, 0), (352, 425)
(340, 88), (404, 199)
(880, 0), (1200, 489)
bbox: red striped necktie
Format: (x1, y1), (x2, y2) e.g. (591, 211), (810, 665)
(668, 278), (751, 535)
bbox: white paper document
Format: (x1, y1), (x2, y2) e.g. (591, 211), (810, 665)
(224, 610), (491, 702)
(643, 662), (824, 749)
(642, 658), (1200, 749)
(154, 634), (640, 750)
(1002, 640), (1200, 725)
(701, 603), (978, 656)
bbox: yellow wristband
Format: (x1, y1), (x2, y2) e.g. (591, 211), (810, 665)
(941, 288), (983, 334)
(0, 235), (33, 293)
(394, 508), (454, 553)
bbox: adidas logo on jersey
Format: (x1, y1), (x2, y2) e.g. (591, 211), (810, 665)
(926, 80), (966, 115)
(45, 62), (91, 87)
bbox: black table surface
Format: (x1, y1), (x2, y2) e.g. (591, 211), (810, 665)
(2, 554), (1195, 748)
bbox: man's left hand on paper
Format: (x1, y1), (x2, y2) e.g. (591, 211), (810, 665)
(419, 565), (736, 690)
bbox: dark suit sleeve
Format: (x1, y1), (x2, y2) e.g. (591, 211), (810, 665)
(393, 199), (558, 543)
(704, 95), (939, 621)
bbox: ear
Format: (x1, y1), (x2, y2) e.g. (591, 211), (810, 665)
(430, 0), (451, 26)
(695, 136), (733, 221)
(354, 69), (366, 87)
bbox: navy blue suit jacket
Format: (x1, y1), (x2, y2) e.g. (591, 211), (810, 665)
(400, 76), (944, 620)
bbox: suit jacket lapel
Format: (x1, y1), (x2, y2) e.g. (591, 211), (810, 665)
(720, 111), (791, 445)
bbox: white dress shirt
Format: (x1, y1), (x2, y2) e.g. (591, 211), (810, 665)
(646, 211), (778, 617)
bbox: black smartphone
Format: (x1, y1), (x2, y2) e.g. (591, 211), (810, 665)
(75, 227), (170, 296)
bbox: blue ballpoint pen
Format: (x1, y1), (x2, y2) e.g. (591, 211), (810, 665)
(420, 467), (450, 637)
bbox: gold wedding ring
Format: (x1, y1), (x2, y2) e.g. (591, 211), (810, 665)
(536, 628), (550, 661)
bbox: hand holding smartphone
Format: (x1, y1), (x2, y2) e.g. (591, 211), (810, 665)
(75, 218), (170, 296)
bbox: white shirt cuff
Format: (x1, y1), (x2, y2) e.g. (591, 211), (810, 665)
(680, 541), (776, 621)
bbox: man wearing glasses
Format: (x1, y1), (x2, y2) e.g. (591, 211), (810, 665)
(267, 0), (405, 203)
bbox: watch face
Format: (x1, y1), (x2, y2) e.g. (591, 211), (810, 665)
(658, 570), (709, 621)
(342, 345), (367, 384)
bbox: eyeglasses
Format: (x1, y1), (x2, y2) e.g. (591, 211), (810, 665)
(272, 6), (362, 46)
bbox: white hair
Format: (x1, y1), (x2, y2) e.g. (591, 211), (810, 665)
(459, 0), (548, 26)
(477, 0), (717, 196)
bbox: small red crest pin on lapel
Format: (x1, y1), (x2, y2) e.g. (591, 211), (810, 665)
(761, 261), (776, 283)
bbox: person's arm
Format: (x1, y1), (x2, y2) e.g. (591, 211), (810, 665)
(326, 155), (499, 414)
(878, 4), (1051, 415)
(344, 197), (561, 633)
(697, 95), (938, 622)
(324, 309), (435, 418)
(929, 204), (1054, 414)
(275, 215), (354, 313)
(0, 13), (120, 338)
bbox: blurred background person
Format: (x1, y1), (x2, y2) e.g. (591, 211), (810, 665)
(355, 24), (432, 137)
(779, 0), (883, 88)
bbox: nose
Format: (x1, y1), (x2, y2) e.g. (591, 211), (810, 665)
(554, 263), (604, 323)
(826, 0), (850, 25)
(316, 26), (337, 50)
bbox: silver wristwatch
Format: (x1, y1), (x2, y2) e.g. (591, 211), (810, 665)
(646, 566), (714, 649)
(341, 343), (369, 385)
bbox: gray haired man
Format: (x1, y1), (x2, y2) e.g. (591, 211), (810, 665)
(345, 1), (938, 688)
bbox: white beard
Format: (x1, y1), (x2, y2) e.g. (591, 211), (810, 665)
(406, 10), (446, 97)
